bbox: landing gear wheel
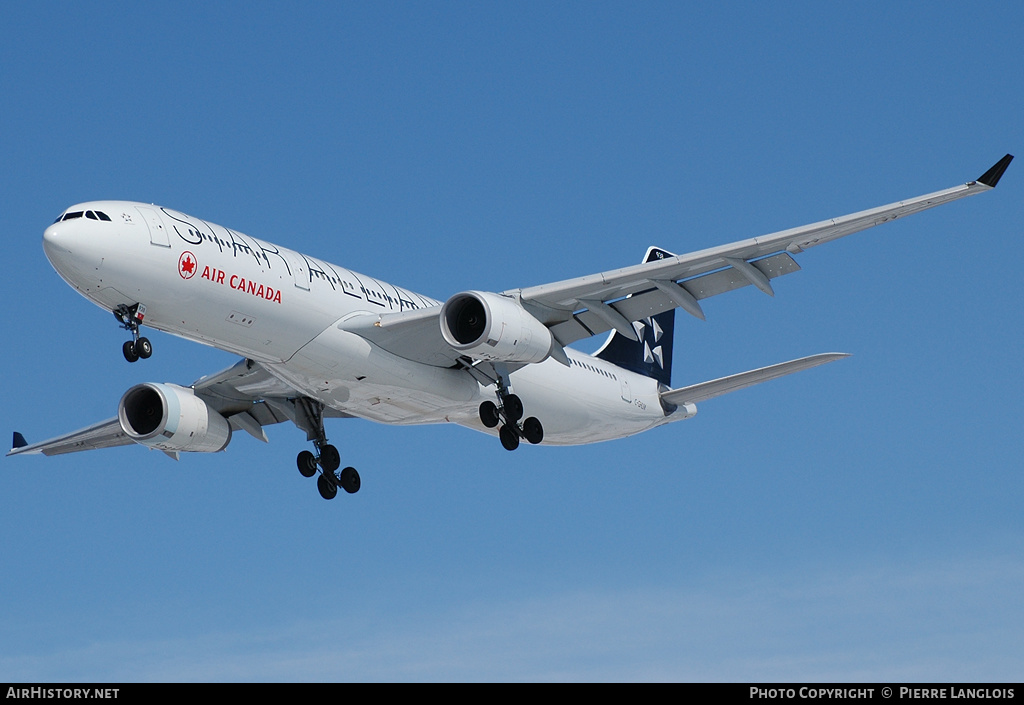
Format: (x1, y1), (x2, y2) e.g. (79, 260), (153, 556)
(297, 450), (318, 478)
(503, 394), (524, 423)
(319, 444), (341, 473)
(499, 424), (520, 451)
(479, 401), (500, 428)
(115, 304), (150, 362)
(339, 466), (361, 494)
(317, 473), (338, 500)
(522, 417), (544, 445)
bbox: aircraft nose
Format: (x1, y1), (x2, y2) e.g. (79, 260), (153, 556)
(42, 220), (92, 282)
(43, 221), (66, 252)
(42, 222), (73, 262)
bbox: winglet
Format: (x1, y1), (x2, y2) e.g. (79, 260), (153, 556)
(12, 432), (27, 450)
(977, 154), (1013, 187)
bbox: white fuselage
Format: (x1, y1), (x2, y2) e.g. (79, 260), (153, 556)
(42, 201), (679, 446)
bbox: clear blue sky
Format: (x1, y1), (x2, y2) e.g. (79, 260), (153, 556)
(2, 2), (1021, 682)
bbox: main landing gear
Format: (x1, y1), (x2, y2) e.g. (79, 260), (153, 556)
(115, 303), (152, 363)
(294, 398), (360, 500)
(478, 377), (543, 452)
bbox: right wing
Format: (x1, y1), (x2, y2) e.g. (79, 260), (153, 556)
(521, 155), (1014, 348)
(347, 155), (1013, 364)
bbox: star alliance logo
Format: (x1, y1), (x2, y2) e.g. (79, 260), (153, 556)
(632, 317), (665, 369)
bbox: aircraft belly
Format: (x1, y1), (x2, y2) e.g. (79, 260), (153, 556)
(455, 357), (669, 446)
(270, 323), (481, 425)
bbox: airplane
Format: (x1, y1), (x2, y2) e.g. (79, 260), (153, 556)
(8, 155), (1013, 500)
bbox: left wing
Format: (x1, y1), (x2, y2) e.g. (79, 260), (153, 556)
(7, 358), (349, 458)
(349, 155), (1012, 364)
(9, 419), (130, 456)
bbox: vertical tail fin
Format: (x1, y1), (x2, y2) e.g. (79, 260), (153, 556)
(594, 246), (676, 387)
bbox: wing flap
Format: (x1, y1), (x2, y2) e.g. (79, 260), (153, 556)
(661, 353), (850, 406)
(550, 252), (802, 346)
(193, 358), (297, 412)
(228, 410), (269, 443)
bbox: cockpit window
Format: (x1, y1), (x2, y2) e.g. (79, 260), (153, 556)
(55, 210), (110, 223)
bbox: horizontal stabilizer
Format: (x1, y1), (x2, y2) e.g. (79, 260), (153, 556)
(661, 353), (850, 406)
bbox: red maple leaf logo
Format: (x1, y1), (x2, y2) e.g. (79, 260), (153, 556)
(179, 251), (197, 279)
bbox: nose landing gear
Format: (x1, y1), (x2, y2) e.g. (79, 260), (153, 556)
(114, 303), (152, 362)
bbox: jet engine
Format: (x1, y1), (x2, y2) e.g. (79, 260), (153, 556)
(118, 383), (232, 453)
(440, 291), (555, 364)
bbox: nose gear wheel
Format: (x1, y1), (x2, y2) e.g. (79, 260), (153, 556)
(114, 303), (152, 362)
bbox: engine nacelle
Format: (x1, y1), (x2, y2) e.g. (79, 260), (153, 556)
(118, 383), (232, 453)
(440, 291), (555, 364)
